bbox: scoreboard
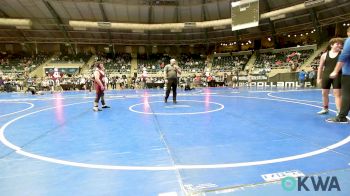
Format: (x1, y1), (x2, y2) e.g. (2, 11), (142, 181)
(231, 0), (259, 31)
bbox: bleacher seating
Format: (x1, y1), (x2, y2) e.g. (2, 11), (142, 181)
(178, 53), (206, 73)
(0, 52), (50, 76)
(50, 52), (91, 63)
(252, 49), (314, 75)
(0, 45), (322, 91)
(310, 49), (327, 68)
(94, 53), (131, 74)
(212, 54), (250, 72)
(137, 53), (170, 73)
(137, 53), (206, 74)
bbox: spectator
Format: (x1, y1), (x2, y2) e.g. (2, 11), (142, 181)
(298, 69), (306, 88)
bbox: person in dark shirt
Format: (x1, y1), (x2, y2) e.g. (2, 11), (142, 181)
(164, 59), (181, 103)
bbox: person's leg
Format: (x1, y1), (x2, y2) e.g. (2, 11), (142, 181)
(327, 75), (350, 123)
(30, 87), (36, 95)
(332, 75), (343, 114)
(100, 91), (105, 105)
(319, 77), (332, 114)
(338, 76), (350, 119)
(333, 89), (342, 113)
(164, 79), (171, 103)
(172, 78), (178, 103)
(318, 89), (330, 114)
(93, 90), (102, 111)
(101, 91), (110, 108)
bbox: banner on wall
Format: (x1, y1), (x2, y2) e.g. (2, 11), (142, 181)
(239, 81), (312, 87)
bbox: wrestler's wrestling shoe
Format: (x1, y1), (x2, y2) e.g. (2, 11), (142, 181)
(317, 108), (329, 115)
(93, 107), (102, 112)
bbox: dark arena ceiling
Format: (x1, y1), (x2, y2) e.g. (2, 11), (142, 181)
(0, 0), (349, 45)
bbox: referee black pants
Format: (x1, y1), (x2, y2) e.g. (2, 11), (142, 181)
(165, 78), (177, 101)
(339, 75), (350, 118)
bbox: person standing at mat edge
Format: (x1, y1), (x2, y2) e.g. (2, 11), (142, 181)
(93, 62), (110, 112)
(164, 59), (181, 103)
(316, 38), (344, 115)
(327, 27), (350, 123)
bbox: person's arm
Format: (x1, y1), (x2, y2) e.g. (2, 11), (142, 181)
(164, 66), (168, 83)
(94, 70), (104, 90)
(330, 38), (350, 78)
(175, 65), (182, 74)
(317, 53), (326, 84)
(329, 62), (345, 79)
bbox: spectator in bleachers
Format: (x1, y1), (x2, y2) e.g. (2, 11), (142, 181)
(232, 73), (238, 88)
(247, 73), (253, 87)
(93, 53), (131, 75)
(0, 52), (50, 77)
(212, 54), (250, 72)
(0, 76), (4, 92)
(253, 49), (313, 73)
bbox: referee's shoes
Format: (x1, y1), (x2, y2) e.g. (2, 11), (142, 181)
(326, 116), (349, 124)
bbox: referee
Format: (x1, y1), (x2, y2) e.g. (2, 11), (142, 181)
(327, 27), (350, 123)
(164, 59), (181, 103)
